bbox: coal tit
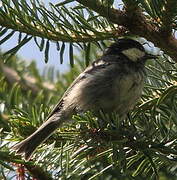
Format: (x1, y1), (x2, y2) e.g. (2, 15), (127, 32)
(12, 38), (156, 160)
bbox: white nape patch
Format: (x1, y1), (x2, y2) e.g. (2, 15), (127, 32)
(80, 72), (94, 79)
(122, 48), (145, 62)
(94, 60), (105, 66)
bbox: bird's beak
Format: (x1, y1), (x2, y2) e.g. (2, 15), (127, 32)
(144, 53), (158, 60)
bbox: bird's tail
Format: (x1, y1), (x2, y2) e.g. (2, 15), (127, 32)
(12, 112), (67, 160)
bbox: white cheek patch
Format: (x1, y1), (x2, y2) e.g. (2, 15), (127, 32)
(79, 72), (93, 79)
(122, 48), (145, 62)
(94, 60), (105, 66)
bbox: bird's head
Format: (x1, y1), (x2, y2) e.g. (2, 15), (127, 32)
(104, 38), (157, 62)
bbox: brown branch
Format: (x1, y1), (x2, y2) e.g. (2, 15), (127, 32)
(76, 0), (177, 62)
(160, 0), (177, 35)
(0, 62), (55, 94)
(76, 0), (128, 26)
(0, 151), (53, 180)
(0, 62), (39, 94)
(1, 1), (177, 62)
(25, 164), (53, 180)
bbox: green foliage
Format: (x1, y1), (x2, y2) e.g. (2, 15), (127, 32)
(0, 0), (176, 65)
(0, 0), (117, 65)
(0, 0), (177, 179)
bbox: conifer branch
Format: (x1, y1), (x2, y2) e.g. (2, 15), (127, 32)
(76, 0), (177, 62)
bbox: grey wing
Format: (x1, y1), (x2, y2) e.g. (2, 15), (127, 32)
(47, 61), (113, 117)
(62, 61), (120, 113)
(47, 54), (145, 122)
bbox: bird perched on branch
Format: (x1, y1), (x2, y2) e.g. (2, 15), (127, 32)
(12, 38), (157, 160)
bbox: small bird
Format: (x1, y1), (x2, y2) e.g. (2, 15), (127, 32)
(12, 38), (156, 160)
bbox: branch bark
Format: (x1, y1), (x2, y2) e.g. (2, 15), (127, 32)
(76, 0), (177, 62)
(0, 62), (55, 94)
(0, 151), (53, 180)
(160, 0), (177, 35)
(25, 164), (53, 180)
(0, 1), (177, 61)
